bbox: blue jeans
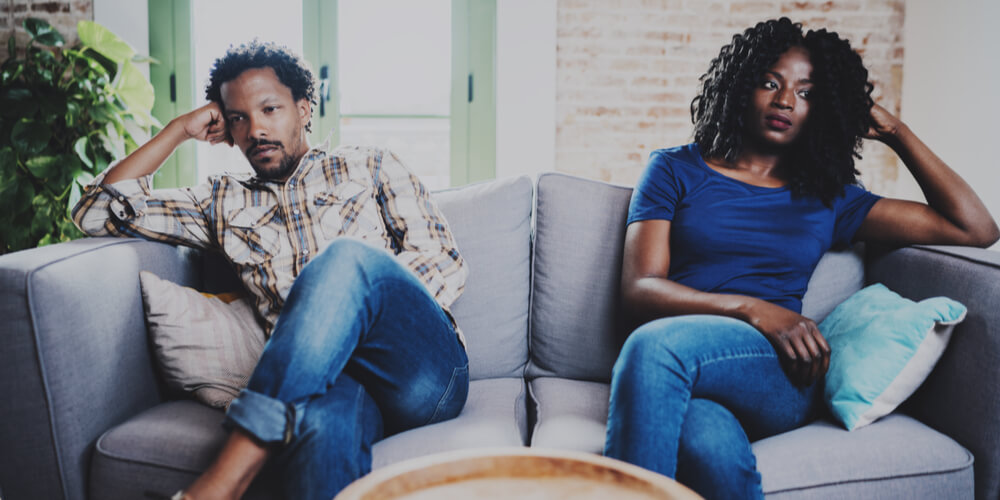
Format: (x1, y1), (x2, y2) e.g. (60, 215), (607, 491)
(225, 239), (469, 499)
(604, 315), (821, 500)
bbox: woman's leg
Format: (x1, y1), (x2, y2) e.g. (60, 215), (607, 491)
(184, 239), (469, 499)
(676, 398), (762, 499)
(604, 315), (819, 499)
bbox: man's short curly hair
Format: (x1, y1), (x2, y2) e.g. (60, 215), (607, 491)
(205, 40), (317, 132)
(690, 17), (874, 204)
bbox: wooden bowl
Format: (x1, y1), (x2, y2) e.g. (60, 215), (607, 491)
(334, 447), (703, 500)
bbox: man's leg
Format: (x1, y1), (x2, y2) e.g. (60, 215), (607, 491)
(185, 239), (468, 499)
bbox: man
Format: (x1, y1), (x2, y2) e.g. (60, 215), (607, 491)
(72, 41), (469, 499)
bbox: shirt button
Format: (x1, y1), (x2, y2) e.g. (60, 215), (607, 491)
(303, 249), (309, 255)
(293, 209), (301, 216)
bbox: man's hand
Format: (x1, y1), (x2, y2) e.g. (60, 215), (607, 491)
(741, 298), (830, 387)
(180, 102), (232, 146)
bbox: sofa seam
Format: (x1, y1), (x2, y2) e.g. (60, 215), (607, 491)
(24, 238), (148, 500)
(765, 452), (975, 494)
(93, 431), (204, 475)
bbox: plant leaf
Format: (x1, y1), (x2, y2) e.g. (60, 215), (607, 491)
(23, 18), (64, 47)
(114, 60), (155, 112)
(25, 155), (61, 179)
(77, 20), (135, 63)
(11, 119), (51, 155)
(74, 137), (94, 168)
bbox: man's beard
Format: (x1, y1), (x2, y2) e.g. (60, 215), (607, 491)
(246, 138), (299, 181)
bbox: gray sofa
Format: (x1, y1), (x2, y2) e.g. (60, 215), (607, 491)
(2, 172), (999, 500)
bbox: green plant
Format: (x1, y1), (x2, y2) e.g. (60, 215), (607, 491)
(0, 18), (158, 253)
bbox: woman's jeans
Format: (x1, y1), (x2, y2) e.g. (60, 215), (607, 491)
(604, 315), (821, 500)
(225, 239), (470, 499)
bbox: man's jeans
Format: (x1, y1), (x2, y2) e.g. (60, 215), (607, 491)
(225, 239), (469, 499)
(604, 315), (821, 500)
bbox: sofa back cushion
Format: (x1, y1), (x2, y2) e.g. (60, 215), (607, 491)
(527, 172), (866, 382)
(434, 176), (533, 380)
(528, 173), (632, 380)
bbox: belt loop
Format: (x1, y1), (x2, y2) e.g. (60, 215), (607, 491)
(283, 404), (296, 445)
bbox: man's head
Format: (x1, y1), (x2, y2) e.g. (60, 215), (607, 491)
(206, 41), (317, 181)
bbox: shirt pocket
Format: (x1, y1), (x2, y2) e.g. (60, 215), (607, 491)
(224, 206), (281, 264)
(314, 180), (383, 239)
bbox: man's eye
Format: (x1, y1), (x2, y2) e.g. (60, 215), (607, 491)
(264, 106), (277, 113)
(227, 116), (243, 124)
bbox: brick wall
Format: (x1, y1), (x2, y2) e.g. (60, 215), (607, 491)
(1, 0), (92, 59)
(556, 0), (906, 196)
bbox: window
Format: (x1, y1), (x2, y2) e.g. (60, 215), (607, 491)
(148, 0), (495, 189)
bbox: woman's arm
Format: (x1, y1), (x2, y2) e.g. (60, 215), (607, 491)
(622, 219), (830, 386)
(855, 104), (1000, 247)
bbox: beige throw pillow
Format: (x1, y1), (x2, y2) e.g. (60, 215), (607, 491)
(139, 271), (266, 409)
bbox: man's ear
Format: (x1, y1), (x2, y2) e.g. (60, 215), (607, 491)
(297, 98), (311, 125)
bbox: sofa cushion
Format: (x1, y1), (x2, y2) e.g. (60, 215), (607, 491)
(528, 173), (633, 381)
(528, 377), (973, 498)
(821, 283), (966, 431)
(434, 176), (533, 380)
(90, 378), (527, 500)
(800, 244), (866, 323)
(139, 271), (267, 409)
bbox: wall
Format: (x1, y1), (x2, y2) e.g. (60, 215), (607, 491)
(902, 0), (1000, 247)
(496, 0), (558, 181)
(1, 0), (92, 58)
(555, 0), (906, 193)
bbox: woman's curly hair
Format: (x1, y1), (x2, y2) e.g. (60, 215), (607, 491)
(690, 17), (874, 204)
(205, 40), (317, 132)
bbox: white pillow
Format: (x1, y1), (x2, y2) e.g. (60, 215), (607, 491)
(139, 271), (266, 409)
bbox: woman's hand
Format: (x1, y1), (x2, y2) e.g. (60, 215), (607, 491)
(740, 298), (830, 387)
(864, 103), (902, 143)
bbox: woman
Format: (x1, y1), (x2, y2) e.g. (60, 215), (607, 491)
(604, 17), (998, 500)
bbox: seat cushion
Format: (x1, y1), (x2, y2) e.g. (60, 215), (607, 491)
(434, 176), (533, 380)
(528, 377), (973, 499)
(90, 378), (526, 500)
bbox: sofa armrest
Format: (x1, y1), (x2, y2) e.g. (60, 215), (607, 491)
(866, 245), (1000, 500)
(0, 237), (201, 500)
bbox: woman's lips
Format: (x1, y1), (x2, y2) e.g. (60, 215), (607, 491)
(765, 114), (792, 130)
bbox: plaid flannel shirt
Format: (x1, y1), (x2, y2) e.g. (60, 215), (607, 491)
(72, 143), (468, 345)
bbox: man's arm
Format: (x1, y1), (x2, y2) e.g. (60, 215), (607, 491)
(373, 149), (468, 309)
(72, 103), (231, 248)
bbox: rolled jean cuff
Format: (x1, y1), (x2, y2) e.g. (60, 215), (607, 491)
(225, 388), (296, 445)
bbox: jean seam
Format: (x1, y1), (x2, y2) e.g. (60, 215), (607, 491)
(426, 364), (467, 425)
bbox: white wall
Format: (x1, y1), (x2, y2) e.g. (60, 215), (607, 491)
(902, 0), (1000, 248)
(93, 0), (149, 77)
(496, 0), (558, 182)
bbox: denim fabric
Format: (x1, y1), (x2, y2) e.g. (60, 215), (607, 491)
(225, 239), (469, 499)
(604, 315), (821, 500)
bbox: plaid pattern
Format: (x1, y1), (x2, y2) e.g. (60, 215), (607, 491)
(73, 144), (468, 343)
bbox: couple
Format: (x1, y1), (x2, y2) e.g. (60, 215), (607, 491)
(74, 18), (998, 500)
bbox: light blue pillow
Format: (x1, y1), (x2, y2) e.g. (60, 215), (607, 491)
(821, 283), (966, 431)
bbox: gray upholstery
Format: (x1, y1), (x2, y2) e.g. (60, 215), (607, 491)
(434, 176), (533, 380)
(528, 173), (633, 381)
(529, 378), (974, 499)
(1, 174), (996, 500)
(90, 378), (526, 500)
(867, 245), (1000, 500)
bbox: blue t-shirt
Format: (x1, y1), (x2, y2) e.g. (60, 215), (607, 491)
(628, 143), (881, 313)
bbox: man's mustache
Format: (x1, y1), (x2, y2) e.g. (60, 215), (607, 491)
(247, 139), (283, 155)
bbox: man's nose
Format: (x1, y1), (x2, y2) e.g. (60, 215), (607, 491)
(248, 115), (268, 139)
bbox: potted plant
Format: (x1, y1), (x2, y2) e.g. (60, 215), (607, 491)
(0, 17), (158, 254)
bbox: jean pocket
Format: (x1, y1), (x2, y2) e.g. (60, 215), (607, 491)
(426, 363), (469, 426)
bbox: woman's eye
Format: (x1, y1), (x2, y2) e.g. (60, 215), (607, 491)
(798, 89), (812, 99)
(761, 80), (778, 90)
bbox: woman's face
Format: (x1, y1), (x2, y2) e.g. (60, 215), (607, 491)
(745, 45), (814, 149)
